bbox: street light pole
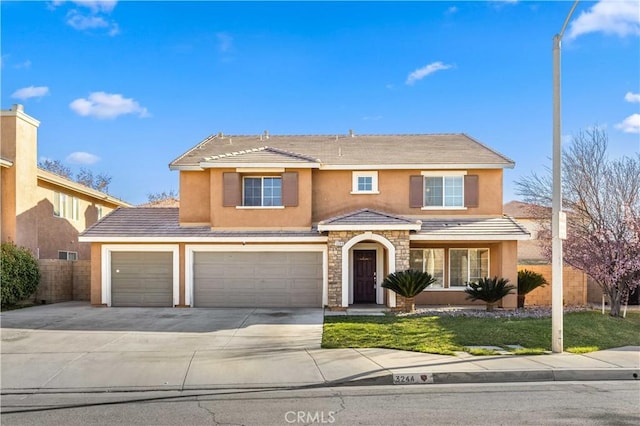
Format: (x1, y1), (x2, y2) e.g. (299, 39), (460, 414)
(552, 0), (579, 354)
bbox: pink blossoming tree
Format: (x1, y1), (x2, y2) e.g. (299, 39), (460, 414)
(516, 129), (640, 317)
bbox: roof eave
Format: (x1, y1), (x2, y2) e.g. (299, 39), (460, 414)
(318, 223), (422, 232)
(410, 234), (531, 241)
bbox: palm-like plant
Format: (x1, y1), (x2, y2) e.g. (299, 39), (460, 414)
(464, 276), (515, 311)
(382, 269), (436, 313)
(517, 269), (548, 308)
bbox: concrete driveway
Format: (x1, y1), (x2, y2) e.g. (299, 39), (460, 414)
(1, 302), (325, 391)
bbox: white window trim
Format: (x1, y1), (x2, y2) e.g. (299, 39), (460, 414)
(71, 197), (79, 221)
(58, 250), (78, 261)
(351, 171), (379, 194)
(448, 248), (490, 289)
(101, 244), (180, 307)
(420, 171), (466, 210)
(242, 176), (283, 207)
(54, 192), (68, 218)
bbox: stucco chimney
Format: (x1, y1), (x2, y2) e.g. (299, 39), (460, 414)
(12, 104), (24, 112)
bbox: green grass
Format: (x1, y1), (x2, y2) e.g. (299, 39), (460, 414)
(322, 311), (640, 355)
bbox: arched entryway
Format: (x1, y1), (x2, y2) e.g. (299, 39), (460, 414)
(341, 232), (396, 308)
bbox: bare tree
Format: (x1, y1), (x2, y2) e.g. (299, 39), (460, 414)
(76, 168), (112, 192)
(147, 189), (179, 203)
(516, 128), (640, 317)
(38, 159), (72, 179)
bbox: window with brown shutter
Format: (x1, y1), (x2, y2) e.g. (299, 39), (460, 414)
(223, 172), (241, 206)
(282, 172), (298, 207)
(464, 175), (479, 208)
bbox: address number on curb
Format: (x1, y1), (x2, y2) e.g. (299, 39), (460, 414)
(393, 373), (434, 384)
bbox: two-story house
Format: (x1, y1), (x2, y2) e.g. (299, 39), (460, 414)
(1, 104), (131, 261)
(80, 132), (529, 309)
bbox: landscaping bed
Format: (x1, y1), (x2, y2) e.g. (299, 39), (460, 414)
(322, 309), (640, 355)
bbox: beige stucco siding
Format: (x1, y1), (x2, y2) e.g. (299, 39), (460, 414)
(1, 109), (39, 253)
(209, 168), (313, 228)
(411, 241), (517, 308)
(179, 171), (210, 224)
(35, 181), (118, 259)
(312, 169), (504, 223)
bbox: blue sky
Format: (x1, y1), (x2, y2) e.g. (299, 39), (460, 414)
(2, 0), (639, 205)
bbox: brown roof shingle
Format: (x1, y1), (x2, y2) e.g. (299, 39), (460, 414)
(170, 133), (515, 169)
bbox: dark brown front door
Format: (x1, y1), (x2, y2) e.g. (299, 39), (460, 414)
(353, 250), (377, 303)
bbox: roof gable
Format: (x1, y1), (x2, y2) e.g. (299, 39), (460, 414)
(318, 208), (422, 231)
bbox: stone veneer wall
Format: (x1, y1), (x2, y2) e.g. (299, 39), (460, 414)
(34, 259), (91, 304)
(327, 230), (410, 308)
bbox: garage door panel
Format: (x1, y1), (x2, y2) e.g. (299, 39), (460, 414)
(193, 251), (322, 308)
(111, 252), (173, 307)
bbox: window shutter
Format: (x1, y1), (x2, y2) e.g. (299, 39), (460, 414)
(223, 172), (241, 206)
(464, 175), (479, 208)
(282, 172), (298, 207)
(409, 176), (423, 208)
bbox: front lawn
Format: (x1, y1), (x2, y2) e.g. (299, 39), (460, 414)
(322, 310), (640, 355)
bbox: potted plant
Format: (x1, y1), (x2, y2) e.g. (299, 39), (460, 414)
(517, 269), (548, 308)
(381, 269), (436, 313)
(464, 276), (515, 311)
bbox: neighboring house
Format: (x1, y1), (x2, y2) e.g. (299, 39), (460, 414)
(503, 200), (547, 264)
(503, 200), (589, 306)
(80, 132), (529, 309)
(1, 104), (131, 261)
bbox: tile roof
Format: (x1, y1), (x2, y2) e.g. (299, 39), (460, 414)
(80, 208), (530, 242)
(413, 217), (531, 240)
(170, 133), (515, 169)
(203, 146), (319, 164)
(318, 208), (421, 231)
(79, 208), (323, 241)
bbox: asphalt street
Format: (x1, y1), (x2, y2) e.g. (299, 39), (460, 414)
(2, 381), (639, 426)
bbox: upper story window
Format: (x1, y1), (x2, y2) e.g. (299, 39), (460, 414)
(424, 175), (463, 208)
(351, 171), (379, 194)
(97, 204), (104, 220)
(53, 192), (80, 220)
(410, 172), (478, 210)
(243, 177), (282, 207)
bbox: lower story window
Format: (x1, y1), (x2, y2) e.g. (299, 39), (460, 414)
(410, 248), (444, 288)
(410, 248), (489, 289)
(58, 251), (78, 261)
(450, 248), (489, 287)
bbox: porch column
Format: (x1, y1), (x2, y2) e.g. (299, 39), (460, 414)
(327, 231), (348, 309)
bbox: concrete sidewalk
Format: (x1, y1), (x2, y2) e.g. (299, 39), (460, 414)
(2, 340), (637, 393)
(1, 303), (638, 393)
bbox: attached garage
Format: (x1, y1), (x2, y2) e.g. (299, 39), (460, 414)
(110, 251), (174, 307)
(192, 251), (323, 308)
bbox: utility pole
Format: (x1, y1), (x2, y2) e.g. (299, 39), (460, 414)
(551, 0), (579, 354)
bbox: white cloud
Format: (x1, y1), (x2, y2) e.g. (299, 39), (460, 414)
(51, 1), (117, 13)
(406, 61), (453, 85)
(216, 32), (233, 53)
(69, 92), (150, 119)
(15, 60), (32, 69)
(66, 10), (119, 34)
(66, 151), (100, 165)
(445, 6), (458, 15)
(567, 0), (640, 39)
(624, 91), (640, 103)
(615, 113), (640, 134)
(12, 86), (50, 100)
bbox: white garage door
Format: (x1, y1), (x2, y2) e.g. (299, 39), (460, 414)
(111, 252), (173, 307)
(193, 251), (323, 308)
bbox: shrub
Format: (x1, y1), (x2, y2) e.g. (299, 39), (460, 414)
(382, 269), (436, 313)
(464, 276), (515, 311)
(1, 242), (40, 306)
(517, 269), (548, 308)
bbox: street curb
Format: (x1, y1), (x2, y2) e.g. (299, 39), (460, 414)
(1, 369), (637, 395)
